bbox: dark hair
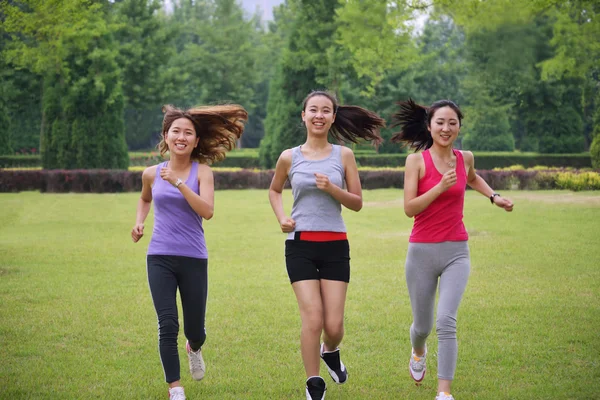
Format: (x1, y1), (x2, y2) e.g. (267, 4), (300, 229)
(302, 90), (385, 145)
(158, 104), (248, 164)
(390, 98), (463, 151)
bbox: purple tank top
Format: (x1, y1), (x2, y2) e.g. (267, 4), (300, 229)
(147, 161), (207, 259)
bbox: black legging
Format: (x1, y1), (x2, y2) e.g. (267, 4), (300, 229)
(147, 255), (208, 383)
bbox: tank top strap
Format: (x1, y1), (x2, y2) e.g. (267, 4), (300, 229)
(187, 162), (199, 186)
(421, 149), (434, 177)
(330, 144), (340, 162)
(291, 146), (302, 162)
(453, 149), (466, 176)
(155, 161), (168, 179)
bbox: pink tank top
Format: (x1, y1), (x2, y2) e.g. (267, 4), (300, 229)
(409, 149), (469, 243)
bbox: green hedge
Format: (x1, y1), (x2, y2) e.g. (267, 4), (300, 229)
(0, 155), (41, 168)
(0, 151), (592, 170)
(2, 168), (599, 193)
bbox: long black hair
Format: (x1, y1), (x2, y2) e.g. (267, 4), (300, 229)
(302, 91), (385, 145)
(390, 98), (463, 151)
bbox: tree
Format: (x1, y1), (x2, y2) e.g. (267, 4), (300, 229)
(336, 0), (417, 97)
(2, 0), (128, 169)
(259, 0), (340, 168)
(113, 0), (173, 150)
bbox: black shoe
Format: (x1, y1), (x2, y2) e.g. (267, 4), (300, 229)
(320, 343), (348, 384)
(305, 376), (326, 400)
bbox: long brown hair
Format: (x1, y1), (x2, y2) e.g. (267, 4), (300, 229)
(158, 104), (248, 164)
(390, 98), (463, 151)
(302, 91), (385, 145)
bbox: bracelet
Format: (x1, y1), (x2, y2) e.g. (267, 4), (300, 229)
(490, 193), (500, 204)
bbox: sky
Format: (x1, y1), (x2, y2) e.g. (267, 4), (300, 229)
(240, 0), (284, 21)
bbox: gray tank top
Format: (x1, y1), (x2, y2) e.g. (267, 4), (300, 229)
(287, 144), (347, 239)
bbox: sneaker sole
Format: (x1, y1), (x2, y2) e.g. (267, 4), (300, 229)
(409, 364), (425, 384)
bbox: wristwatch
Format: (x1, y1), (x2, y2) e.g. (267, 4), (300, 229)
(490, 193), (500, 204)
(173, 178), (183, 188)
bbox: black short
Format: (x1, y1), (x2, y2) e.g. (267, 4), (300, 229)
(285, 239), (350, 283)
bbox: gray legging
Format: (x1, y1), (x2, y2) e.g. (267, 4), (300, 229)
(405, 241), (470, 381)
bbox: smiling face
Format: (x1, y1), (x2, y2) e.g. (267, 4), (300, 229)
(302, 95), (336, 137)
(165, 117), (199, 156)
(427, 106), (461, 147)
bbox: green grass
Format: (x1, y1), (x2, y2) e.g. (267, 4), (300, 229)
(1, 190), (599, 399)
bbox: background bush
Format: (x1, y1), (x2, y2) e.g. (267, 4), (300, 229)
(2, 168), (598, 193)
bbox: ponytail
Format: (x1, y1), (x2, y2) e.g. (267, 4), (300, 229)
(391, 98), (463, 151)
(390, 98), (431, 151)
(331, 105), (385, 145)
(302, 90), (385, 145)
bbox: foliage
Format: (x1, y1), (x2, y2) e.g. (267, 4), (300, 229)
(590, 135), (600, 169)
(2, 0), (129, 169)
(259, 0), (340, 168)
(336, 0), (416, 96)
(555, 171), (600, 191)
(4, 165), (600, 193)
(113, 0), (172, 150)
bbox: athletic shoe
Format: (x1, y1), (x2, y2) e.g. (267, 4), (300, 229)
(320, 343), (348, 384)
(168, 386), (186, 400)
(409, 347), (426, 383)
(305, 376), (326, 400)
(186, 340), (205, 381)
(436, 392), (455, 400)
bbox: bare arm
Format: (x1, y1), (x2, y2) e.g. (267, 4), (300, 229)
(179, 165), (215, 220)
(132, 167), (155, 243)
(464, 151), (513, 211)
(269, 150), (296, 233)
(315, 146), (362, 211)
(403, 153), (457, 217)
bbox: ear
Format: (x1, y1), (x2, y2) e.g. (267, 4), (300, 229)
(194, 137), (200, 148)
(301, 110), (306, 123)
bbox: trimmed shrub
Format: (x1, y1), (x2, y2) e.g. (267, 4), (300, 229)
(591, 136), (600, 169)
(0, 170), (45, 192)
(555, 172), (600, 191)
(1, 168), (598, 193)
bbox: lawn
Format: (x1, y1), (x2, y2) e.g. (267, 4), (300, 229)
(0, 190), (599, 399)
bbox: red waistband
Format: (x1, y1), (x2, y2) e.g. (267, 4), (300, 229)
(295, 231), (347, 242)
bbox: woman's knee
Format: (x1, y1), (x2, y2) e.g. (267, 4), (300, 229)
(411, 323), (432, 340)
(323, 318), (344, 341)
(158, 316), (179, 340)
(436, 313), (457, 338)
(301, 312), (324, 336)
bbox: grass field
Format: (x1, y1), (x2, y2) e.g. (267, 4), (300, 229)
(1, 190), (599, 399)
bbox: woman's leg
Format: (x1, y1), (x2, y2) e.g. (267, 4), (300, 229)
(405, 243), (440, 355)
(320, 279), (348, 351)
(436, 242), (470, 394)
(147, 255), (182, 387)
(292, 280), (324, 378)
(178, 257), (208, 350)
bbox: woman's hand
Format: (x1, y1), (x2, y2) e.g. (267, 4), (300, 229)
(159, 166), (178, 186)
(314, 173), (332, 193)
(279, 217), (296, 233)
(494, 196), (514, 212)
(131, 223), (144, 242)
(437, 169), (457, 193)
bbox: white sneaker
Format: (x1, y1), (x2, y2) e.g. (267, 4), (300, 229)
(186, 340), (206, 381)
(409, 347), (426, 383)
(436, 392), (455, 400)
(168, 386), (186, 400)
